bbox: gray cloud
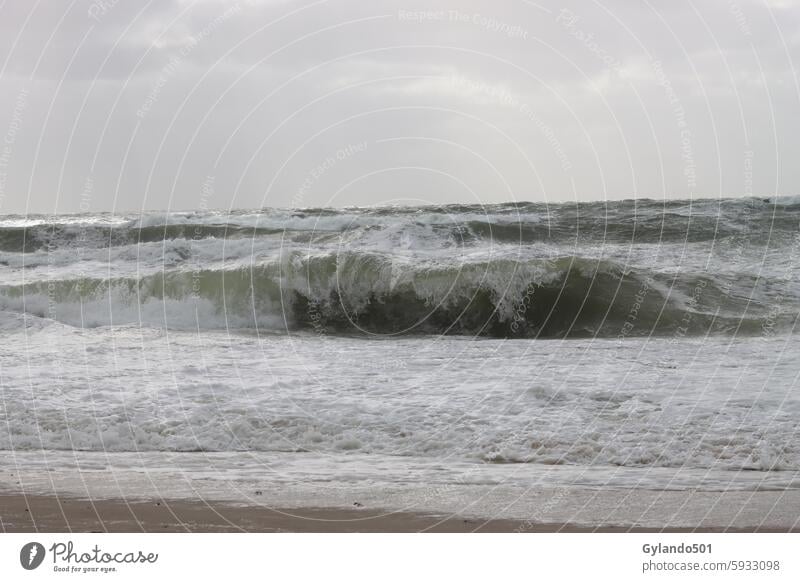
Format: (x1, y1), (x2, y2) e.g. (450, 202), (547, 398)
(0, 0), (798, 213)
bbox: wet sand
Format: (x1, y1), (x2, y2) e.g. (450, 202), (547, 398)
(0, 494), (791, 533)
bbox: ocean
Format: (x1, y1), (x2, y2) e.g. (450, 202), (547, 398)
(2, 197), (800, 528)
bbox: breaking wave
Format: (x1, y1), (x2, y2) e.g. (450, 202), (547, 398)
(0, 253), (785, 338)
(1, 197), (797, 338)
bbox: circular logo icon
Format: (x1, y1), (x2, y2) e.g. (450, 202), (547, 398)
(20, 542), (46, 570)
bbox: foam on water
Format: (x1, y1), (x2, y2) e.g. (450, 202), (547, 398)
(1, 199), (798, 498)
(1, 322), (798, 480)
(1, 198), (797, 337)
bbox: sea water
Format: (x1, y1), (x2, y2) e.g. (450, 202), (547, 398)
(1, 198), (799, 527)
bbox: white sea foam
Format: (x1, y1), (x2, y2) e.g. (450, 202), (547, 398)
(1, 200), (799, 496)
(1, 325), (798, 482)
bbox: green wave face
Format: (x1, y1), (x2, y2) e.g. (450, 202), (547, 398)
(0, 252), (784, 338)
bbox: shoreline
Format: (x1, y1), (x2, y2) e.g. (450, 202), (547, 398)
(4, 450), (800, 532)
(0, 494), (794, 533)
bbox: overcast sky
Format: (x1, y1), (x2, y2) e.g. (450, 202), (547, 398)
(0, 0), (798, 213)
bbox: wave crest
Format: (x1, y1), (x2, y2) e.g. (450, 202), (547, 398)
(0, 253), (778, 338)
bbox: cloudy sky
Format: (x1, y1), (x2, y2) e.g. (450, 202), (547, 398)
(0, 0), (798, 213)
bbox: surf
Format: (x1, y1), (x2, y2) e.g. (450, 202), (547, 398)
(0, 197), (796, 338)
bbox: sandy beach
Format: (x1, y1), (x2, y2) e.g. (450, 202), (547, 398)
(3, 451), (800, 533)
(3, 493), (790, 533)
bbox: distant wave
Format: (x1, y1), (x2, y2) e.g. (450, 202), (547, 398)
(2, 196), (799, 252)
